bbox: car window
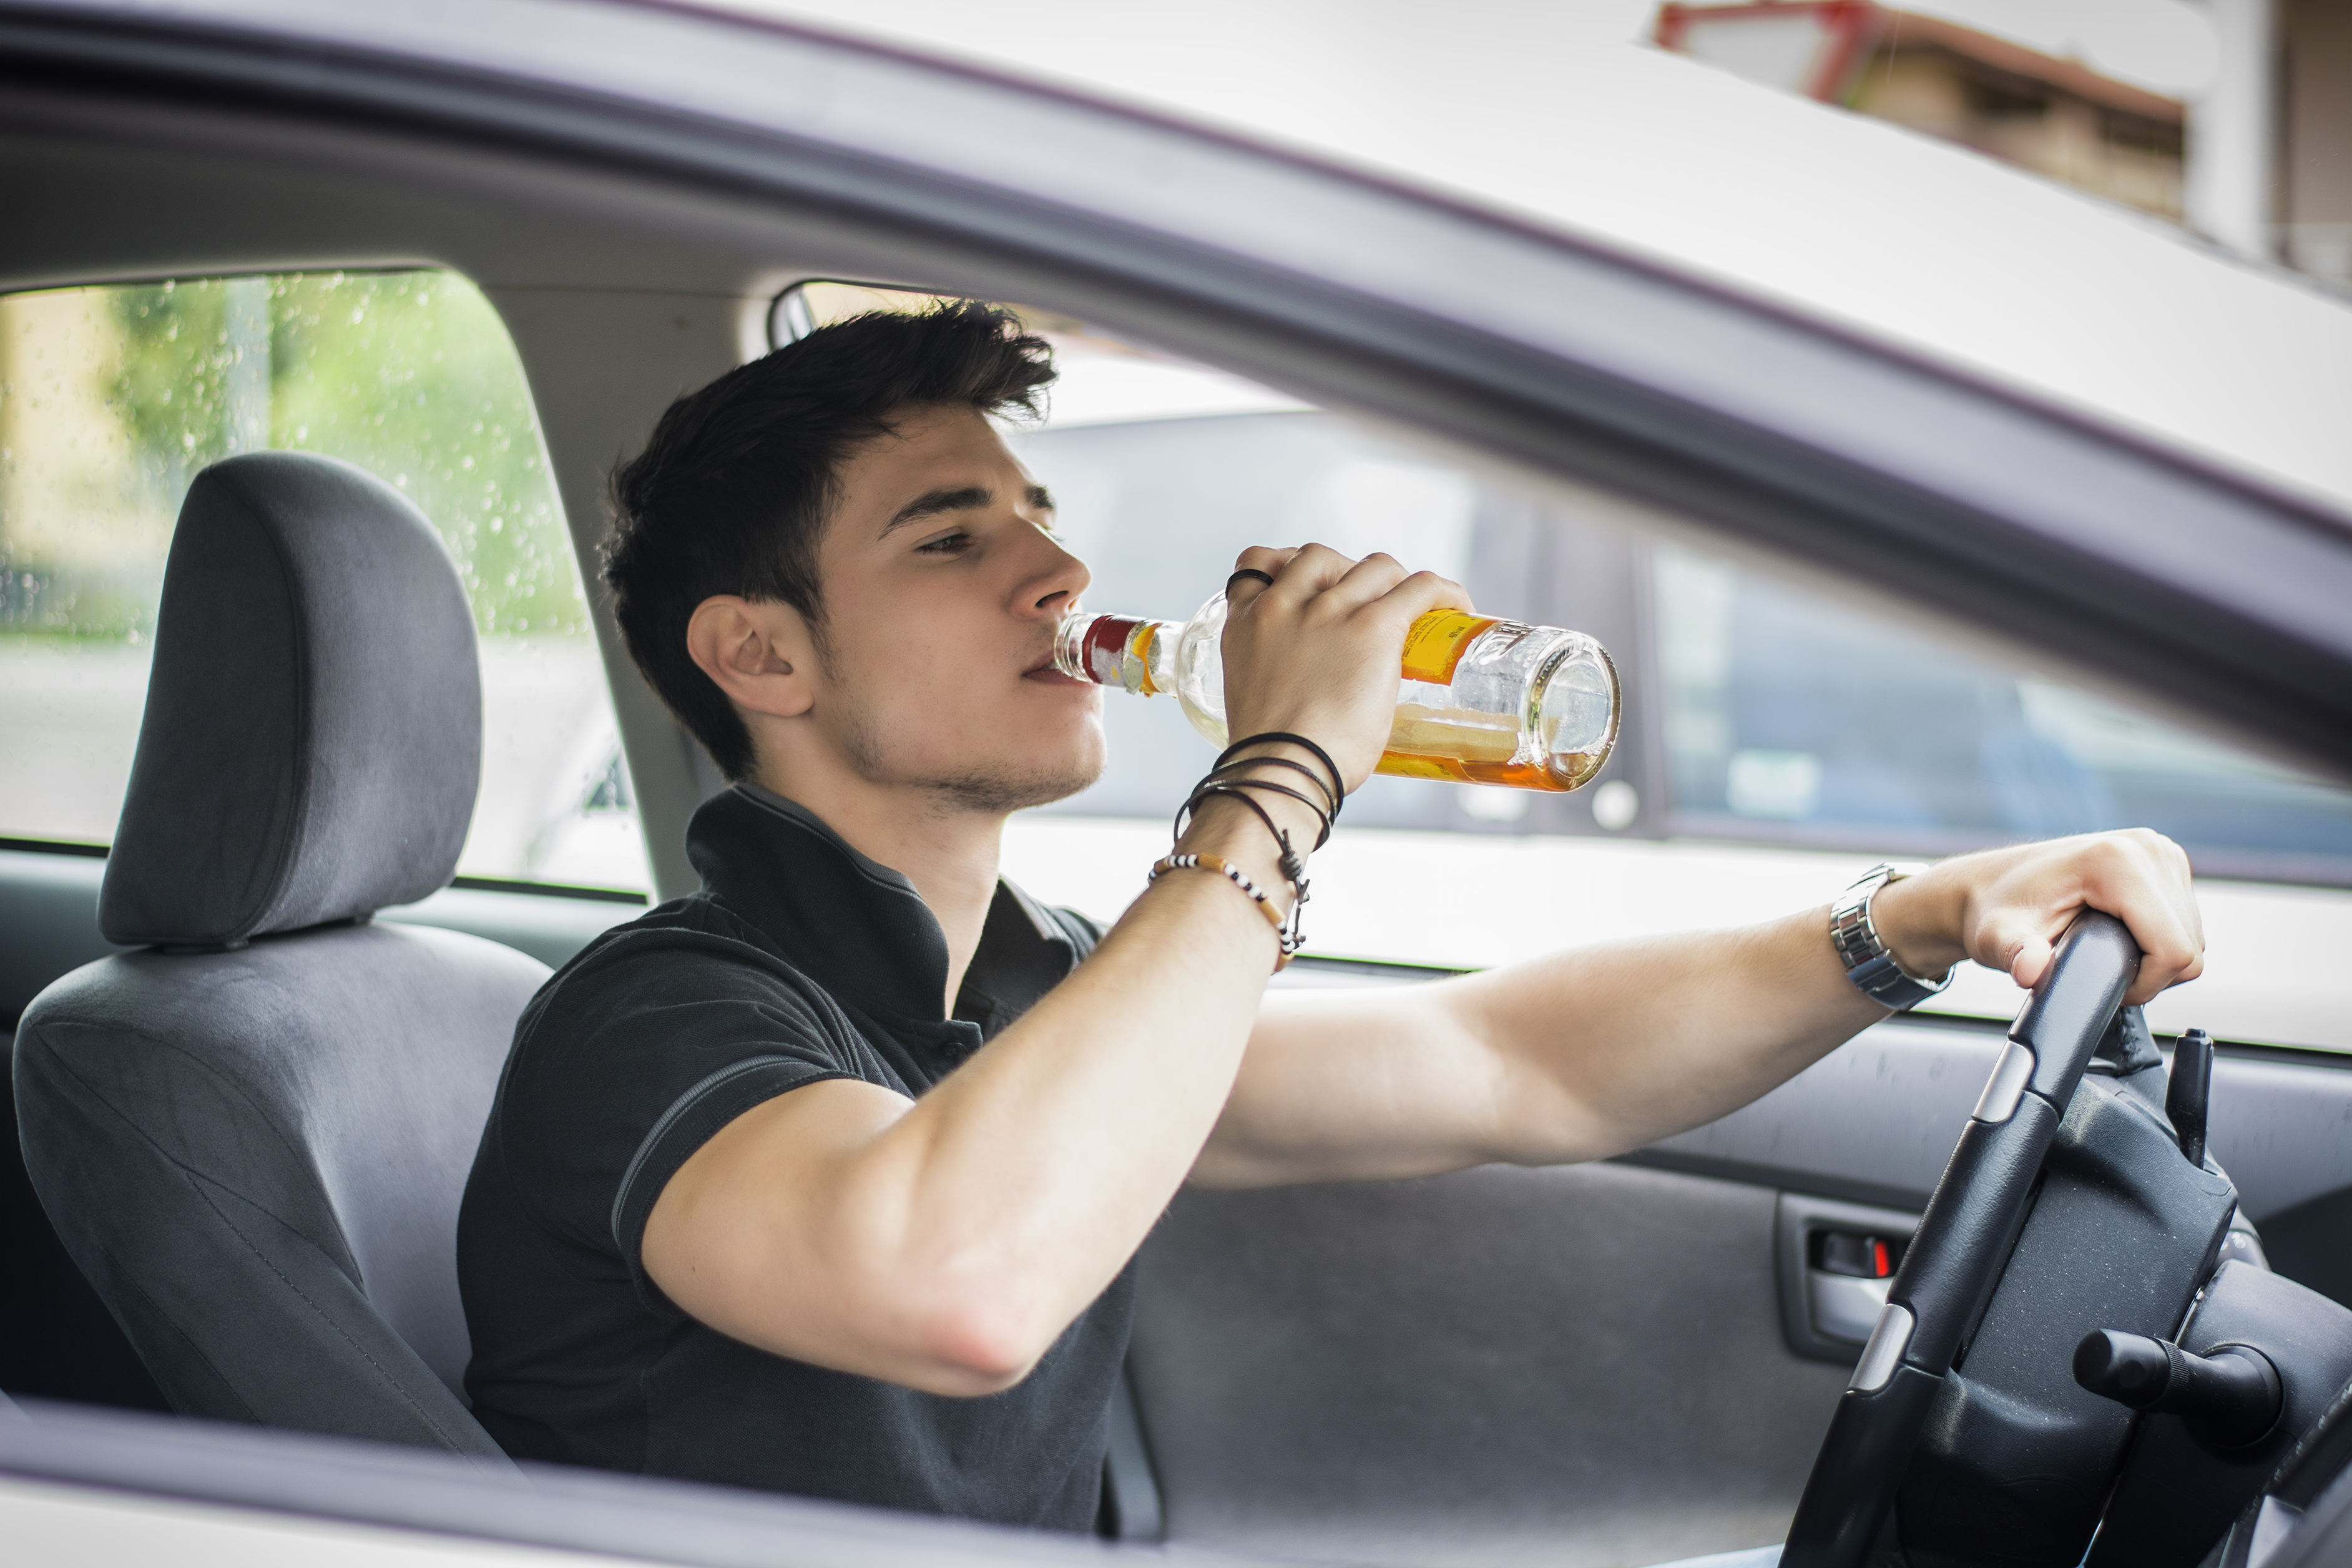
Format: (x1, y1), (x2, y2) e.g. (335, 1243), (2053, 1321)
(771, 278), (2352, 881)
(1654, 545), (2352, 883)
(0, 271), (648, 891)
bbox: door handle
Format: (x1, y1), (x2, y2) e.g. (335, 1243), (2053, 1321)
(1809, 1271), (1894, 1346)
(1776, 1193), (1922, 1363)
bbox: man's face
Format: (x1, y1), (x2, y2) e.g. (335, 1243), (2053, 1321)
(801, 403), (1103, 814)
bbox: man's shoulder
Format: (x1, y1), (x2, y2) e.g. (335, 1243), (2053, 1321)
(479, 891), (893, 1225)
(547, 891), (796, 992)
(512, 891), (865, 1068)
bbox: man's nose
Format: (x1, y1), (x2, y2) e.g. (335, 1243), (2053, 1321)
(1024, 529), (1090, 615)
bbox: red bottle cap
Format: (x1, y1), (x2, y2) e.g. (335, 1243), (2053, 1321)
(1078, 614), (1145, 686)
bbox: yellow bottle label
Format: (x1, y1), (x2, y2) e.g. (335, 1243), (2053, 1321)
(1399, 610), (1499, 687)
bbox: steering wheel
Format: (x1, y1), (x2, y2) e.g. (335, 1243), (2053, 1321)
(1781, 911), (2143, 1568)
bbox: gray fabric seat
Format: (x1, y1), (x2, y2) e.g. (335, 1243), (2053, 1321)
(13, 452), (549, 1457)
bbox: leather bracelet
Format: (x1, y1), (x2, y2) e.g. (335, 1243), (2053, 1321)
(1149, 853), (1292, 970)
(1216, 732), (1344, 818)
(1201, 755), (1341, 825)
(1180, 785), (1309, 958)
(1192, 772), (1333, 850)
(1175, 785), (1310, 891)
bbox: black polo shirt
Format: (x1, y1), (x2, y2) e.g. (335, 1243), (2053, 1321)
(457, 783), (1124, 1529)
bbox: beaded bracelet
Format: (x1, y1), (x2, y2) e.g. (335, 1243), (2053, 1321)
(1165, 782), (1312, 961)
(1147, 853), (1294, 970)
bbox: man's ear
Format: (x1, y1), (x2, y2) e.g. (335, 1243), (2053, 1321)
(685, 595), (818, 721)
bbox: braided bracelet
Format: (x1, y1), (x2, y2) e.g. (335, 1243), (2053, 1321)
(1147, 853), (1293, 970)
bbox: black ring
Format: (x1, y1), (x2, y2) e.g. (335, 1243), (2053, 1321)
(1226, 568), (1276, 593)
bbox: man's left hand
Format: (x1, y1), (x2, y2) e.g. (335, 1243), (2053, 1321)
(1873, 830), (2204, 1007)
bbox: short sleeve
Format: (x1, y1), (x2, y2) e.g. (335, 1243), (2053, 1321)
(607, 1051), (837, 1293)
(1050, 904), (1105, 959)
(489, 920), (889, 1303)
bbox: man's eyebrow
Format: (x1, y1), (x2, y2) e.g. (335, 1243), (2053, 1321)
(1028, 484), (1056, 512)
(881, 486), (992, 536)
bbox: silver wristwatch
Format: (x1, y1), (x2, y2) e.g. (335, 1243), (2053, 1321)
(1831, 863), (1953, 1011)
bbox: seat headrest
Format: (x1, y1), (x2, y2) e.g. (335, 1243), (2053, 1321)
(100, 453), (483, 949)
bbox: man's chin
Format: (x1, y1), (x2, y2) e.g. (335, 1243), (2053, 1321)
(921, 751), (1106, 818)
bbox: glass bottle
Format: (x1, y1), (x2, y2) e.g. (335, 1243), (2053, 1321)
(1054, 592), (1619, 791)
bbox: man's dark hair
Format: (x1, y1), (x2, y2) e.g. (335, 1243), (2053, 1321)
(604, 300), (1056, 780)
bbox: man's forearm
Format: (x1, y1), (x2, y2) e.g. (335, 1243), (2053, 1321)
(1202, 831), (2203, 1190)
(1198, 905), (1881, 1187)
(1459, 906), (1884, 1165)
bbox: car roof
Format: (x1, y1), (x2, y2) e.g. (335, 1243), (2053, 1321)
(732, 0), (2352, 522)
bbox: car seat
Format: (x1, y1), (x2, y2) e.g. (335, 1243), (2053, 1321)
(12, 452), (549, 1457)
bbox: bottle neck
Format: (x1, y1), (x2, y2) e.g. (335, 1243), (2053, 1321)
(1054, 609), (1174, 696)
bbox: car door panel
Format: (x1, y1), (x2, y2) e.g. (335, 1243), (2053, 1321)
(1634, 1017), (2352, 1248)
(1131, 1160), (1844, 1568)
(1629, 1019), (2002, 1213)
(1126, 1012), (2352, 1567)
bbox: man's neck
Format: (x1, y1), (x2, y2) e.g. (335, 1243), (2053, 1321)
(750, 763), (1006, 1017)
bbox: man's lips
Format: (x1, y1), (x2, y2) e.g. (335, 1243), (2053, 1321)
(1024, 648), (1087, 685)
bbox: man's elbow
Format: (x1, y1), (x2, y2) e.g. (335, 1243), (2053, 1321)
(911, 1293), (1055, 1397)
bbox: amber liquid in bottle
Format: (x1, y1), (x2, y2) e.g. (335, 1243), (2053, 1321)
(1056, 597), (1619, 793)
(1379, 710), (1610, 791)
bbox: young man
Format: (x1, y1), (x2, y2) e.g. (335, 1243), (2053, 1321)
(456, 303), (2203, 1528)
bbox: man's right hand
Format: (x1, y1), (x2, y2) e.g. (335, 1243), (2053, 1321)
(1217, 544), (1473, 795)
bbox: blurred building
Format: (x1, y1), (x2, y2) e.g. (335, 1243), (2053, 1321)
(1656, 1), (2352, 287)
(2281, 0), (2351, 283)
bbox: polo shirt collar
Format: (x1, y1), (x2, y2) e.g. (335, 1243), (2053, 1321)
(684, 783), (1075, 1029)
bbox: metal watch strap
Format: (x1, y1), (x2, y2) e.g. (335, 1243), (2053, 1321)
(1831, 862), (1953, 1012)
